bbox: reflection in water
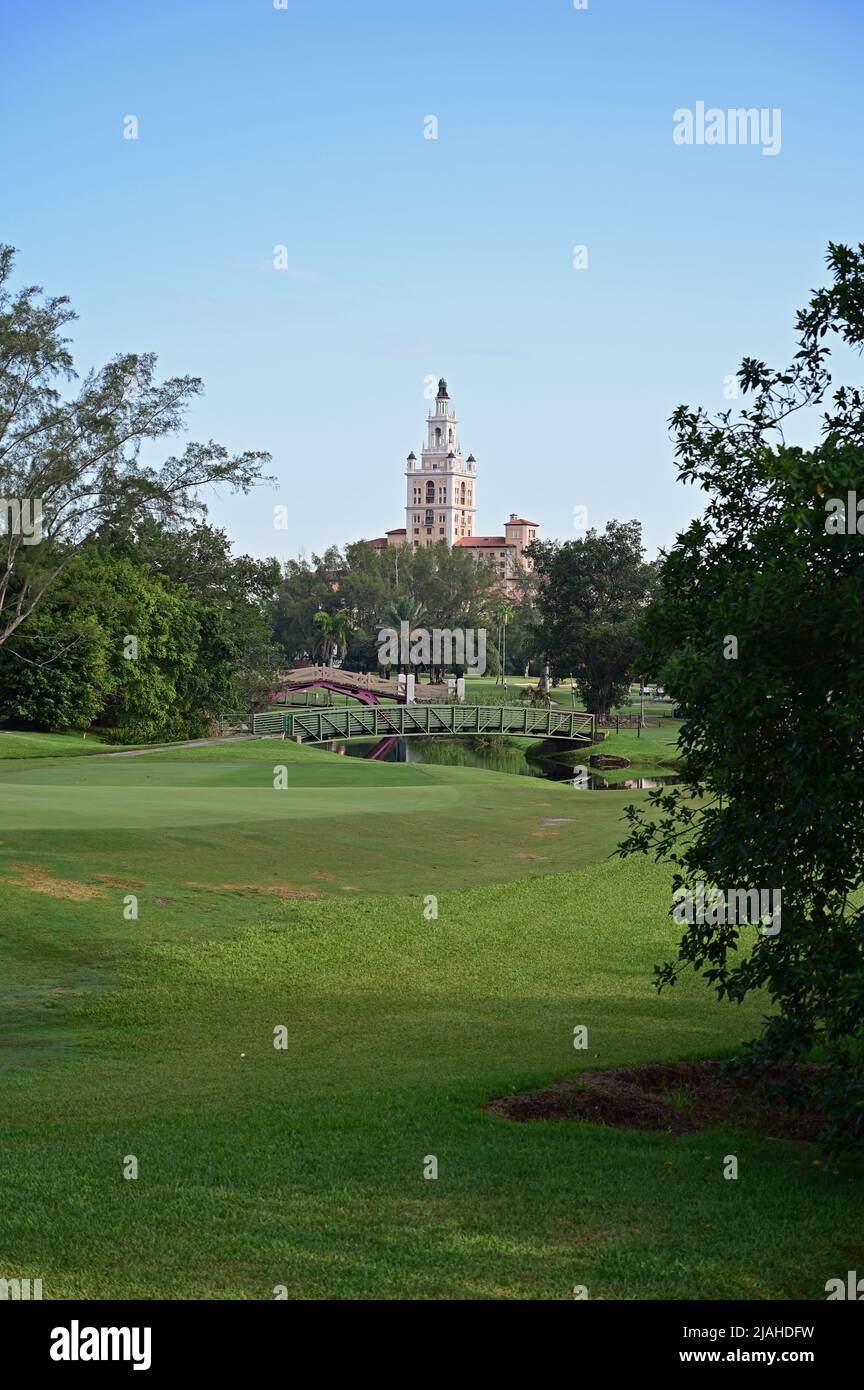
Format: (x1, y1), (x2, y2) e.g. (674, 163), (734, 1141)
(587, 774), (681, 790)
(323, 737), (681, 789)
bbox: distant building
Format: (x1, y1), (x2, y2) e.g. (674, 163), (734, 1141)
(366, 378), (539, 590)
(455, 516), (540, 586)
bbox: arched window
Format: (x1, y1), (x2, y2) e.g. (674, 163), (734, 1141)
(425, 480), (435, 503)
(435, 427), (442, 445)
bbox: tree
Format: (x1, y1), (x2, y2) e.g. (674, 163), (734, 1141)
(0, 546), (240, 742)
(503, 575), (544, 678)
(493, 601), (512, 682)
(273, 557), (335, 662)
(381, 594), (425, 674)
(272, 540), (506, 676)
(312, 608), (350, 664)
(383, 594), (426, 631)
(618, 243), (864, 1149)
(0, 604), (108, 731)
(528, 521), (654, 720)
(0, 245), (271, 650)
(105, 515), (282, 704)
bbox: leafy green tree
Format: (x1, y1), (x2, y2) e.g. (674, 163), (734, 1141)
(105, 516), (282, 705)
(502, 576), (543, 678)
(0, 245), (270, 650)
(273, 557), (336, 661)
(528, 521), (653, 720)
(0, 606), (108, 730)
(398, 542), (492, 633)
(619, 243), (864, 1148)
(272, 539), (506, 676)
(340, 541), (393, 639)
(0, 546), (242, 741)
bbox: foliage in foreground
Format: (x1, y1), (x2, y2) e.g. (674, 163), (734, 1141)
(619, 243), (864, 1150)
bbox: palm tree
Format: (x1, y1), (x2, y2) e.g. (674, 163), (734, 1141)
(332, 610), (351, 663)
(312, 609), (351, 666)
(384, 594), (426, 630)
(382, 595), (426, 675)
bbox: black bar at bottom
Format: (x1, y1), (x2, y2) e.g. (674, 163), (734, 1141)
(2, 1298), (858, 1375)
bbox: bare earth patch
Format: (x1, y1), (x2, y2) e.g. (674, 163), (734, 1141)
(186, 881), (320, 899)
(487, 1061), (829, 1142)
(2, 863), (103, 901)
(96, 875), (145, 889)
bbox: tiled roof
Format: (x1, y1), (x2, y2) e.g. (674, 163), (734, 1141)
(454, 536), (511, 548)
(505, 517), (539, 526)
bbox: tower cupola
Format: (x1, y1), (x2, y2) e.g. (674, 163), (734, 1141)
(405, 376), (476, 547)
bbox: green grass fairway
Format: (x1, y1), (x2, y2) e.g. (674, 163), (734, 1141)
(0, 729), (116, 758)
(0, 737), (629, 900)
(0, 735), (861, 1299)
(465, 675), (580, 708)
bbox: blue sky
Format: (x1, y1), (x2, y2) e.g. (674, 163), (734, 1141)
(2, 0), (862, 564)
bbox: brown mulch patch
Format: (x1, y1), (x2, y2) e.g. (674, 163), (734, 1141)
(487, 1061), (829, 1142)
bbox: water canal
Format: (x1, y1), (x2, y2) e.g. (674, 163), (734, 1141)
(318, 735), (681, 790)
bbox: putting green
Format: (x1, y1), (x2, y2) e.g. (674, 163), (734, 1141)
(0, 740), (635, 897)
(0, 782), (462, 829)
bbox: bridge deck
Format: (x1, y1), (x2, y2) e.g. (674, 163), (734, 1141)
(252, 703), (595, 745)
(279, 665), (452, 702)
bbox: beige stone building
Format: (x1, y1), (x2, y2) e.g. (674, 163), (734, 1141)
(368, 378), (539, 590)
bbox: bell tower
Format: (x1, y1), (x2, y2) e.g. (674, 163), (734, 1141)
(405, 378), (477, 547)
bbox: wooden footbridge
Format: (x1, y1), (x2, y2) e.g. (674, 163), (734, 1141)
(252, 703), (595, 745)
(274, 664), (453, 703)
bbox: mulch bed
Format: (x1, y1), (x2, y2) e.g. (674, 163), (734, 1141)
(486, 1061), (829, 1141)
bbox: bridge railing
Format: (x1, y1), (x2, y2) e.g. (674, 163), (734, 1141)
(251, 704), (594, 744)
(251, 711), (285, 733)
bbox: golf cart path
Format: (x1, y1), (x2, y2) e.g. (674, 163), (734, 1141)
(98, 735), (269, 757)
